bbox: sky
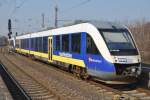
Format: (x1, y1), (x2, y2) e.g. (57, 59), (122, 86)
(0, 0), (150, 36)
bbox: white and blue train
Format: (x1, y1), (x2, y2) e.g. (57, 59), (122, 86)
(10, 21), (141, 84)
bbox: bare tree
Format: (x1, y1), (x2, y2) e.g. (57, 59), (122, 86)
(128, 20), (150, 63)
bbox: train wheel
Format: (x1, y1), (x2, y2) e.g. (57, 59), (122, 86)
(72, 65), (76, 77)
(81, 68), (89, 80)
(68, 65), (73, 73)
(72, 65), (88, 80)
(73, 65), (81, 79)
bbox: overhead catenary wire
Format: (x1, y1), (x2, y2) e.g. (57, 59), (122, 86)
(57, 0), (92, 26)
(60, 0), (91, 14)
(8, 0), (28, 36)
(8, 0), (91, 33)
(10, 0), (28, 17)
(0, 0), (9, 7)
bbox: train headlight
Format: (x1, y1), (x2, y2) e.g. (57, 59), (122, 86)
(131, 68), (136, 72)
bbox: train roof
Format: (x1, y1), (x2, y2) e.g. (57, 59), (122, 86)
(14, 21), (127, 40)
(87, 21), (125, 29)
(64, 20), (126, 29)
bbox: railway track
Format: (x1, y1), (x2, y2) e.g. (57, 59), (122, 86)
(122, 88), (150, 100)
(12, 52), (150, 100)
(1, 51), (150, 100)
(1, 53), (122, 100)
(94, 81), (150, 100)
(0, 54), (61, 100)
(0, 63), (30, 100)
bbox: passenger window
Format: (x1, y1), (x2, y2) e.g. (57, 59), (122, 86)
(27, 39), (29, 49)
(21, 39), (22, 49)
(71, 33), (81, 53)
(38, 37), (43, 52)
(56, 35), (60, 51)
(62, 34), (69, 52)
(31, 38), (34, 51)
(86, 34), (99, 54)
(43, 36), (48, 53)
(35, 37), (38, 51)
(22, 39), (25, 49)
(22, 39), (24, 49)
(31, 38), (36, 51)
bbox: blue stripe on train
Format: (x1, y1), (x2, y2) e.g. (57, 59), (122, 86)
(85, 54), (115, 72)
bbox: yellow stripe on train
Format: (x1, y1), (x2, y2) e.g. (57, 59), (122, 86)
(52, 55), (85, 67)
(15, 48), (85, 68)
(15, 48), (48, 58)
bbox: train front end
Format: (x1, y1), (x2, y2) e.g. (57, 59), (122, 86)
(100, 28), (141, 84)
(86, 22), (141, 84)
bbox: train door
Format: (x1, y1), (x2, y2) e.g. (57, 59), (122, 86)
(48, 36), (53, 62)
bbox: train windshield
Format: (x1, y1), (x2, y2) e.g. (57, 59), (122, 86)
(100, 29), (138, 55)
